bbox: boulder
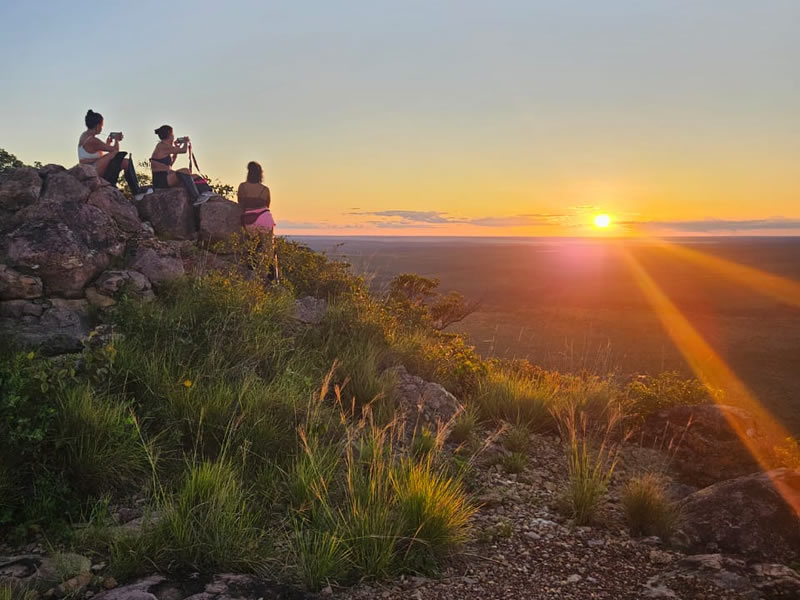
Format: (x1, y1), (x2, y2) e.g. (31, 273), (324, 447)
(0, 264), (42, 299)
(197, 197), (243, 243)
(37, 163), (67, 178)
(67, 163), (104, 191)
(94, 270), (154, 301)
(130, 241), (185, 286)
(385, 365), (461, 431)
(0, 166), (41, 214)
(2, 171), (126, 297)
(642, 404), (763, 486)
(88, 186), (142, 234)
(137, 188), (196, 240)
(293, 296), (327, 324)
(0, 298), (90, 353)
(91, 574), (304, 600)
(678, 468), (800, 562)
(0, 553), (91, 592)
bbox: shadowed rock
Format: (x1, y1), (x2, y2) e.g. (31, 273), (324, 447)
(0, 167), (41, 213)
(137, 188), (196, 240)
(197, 197), (243, 243)
(0, 263), (42, 299)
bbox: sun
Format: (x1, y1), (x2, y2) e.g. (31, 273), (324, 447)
(593, 214), (611, 228)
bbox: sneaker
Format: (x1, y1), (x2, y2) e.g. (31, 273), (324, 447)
(133, 188), (154, 202)
(192, 191), (215, 206)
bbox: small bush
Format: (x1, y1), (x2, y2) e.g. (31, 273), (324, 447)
(291, 526), (351, 591)
(621, 473), (680, 539)
(626, 372), (717, 418)
(411, 427), (437, 460)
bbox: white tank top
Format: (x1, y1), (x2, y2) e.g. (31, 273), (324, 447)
(78, 137), (102, 161)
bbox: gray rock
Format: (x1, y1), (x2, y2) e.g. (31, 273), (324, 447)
(0, 263), (42, 299)
(0, 298), (90, 353)
(88, 186), (142, 234)
(40, 171), (91, 204)
(642, 403), (764, 487)
(137, 188), (196, 240)
(197, 197), (242, 243)
(678, 468), (800, 561)
(130, 242), (185, 287)
(293, 296), (327, 324)
(0, 553), (91, 592)
(94, 270), (154, 301)
(0, 167), (41, 213)
(91, 575), (165, 600)
(385, 365), (461, 430)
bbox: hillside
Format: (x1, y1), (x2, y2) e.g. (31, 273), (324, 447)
(1, 164), (799, 599)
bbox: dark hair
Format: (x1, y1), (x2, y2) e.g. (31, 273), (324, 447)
(154, 125), (173, 140)
(246, 161), (263, 184)
(85, 109), (103, 129)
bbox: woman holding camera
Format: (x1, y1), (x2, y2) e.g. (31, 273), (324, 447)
(78, 109), (147, 199)
(150, 125), (212, 204)
(238, 161), (276, 232)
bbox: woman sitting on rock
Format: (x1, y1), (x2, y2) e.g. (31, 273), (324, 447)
(78, 109), (148, 200)
(150, 125), (212, 205)
(237, 161), (276, 232)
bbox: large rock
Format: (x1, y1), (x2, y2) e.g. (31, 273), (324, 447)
(0, 298), (90, 353)
(0, 553), (91, 592)
(385, 365), (461, 431)
(137, 188), (196, 240)
(67, 163), (105, 191)
(0, 264), (42, 299)
(197, 197), (242, 243)
(678, 468), (800, 562)
(2, 171), (126, 297)
(88, 186), (142, 234)
(642, 404), (763, 486)
(0, 167), (41, 214)
(130, 240), (185, 286)
(93, 270), (154, 301)
(91, 574), (304, 600)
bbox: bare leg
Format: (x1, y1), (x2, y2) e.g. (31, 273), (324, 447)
(91, 150), (119, 179)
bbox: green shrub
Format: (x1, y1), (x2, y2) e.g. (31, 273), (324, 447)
(626, 372), (718, 417)
(290, 526), (351, 591)
(621, 473), (680, 539)
(411, 427), (437, 460)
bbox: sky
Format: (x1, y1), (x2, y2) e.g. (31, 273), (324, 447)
(1, 0), (798, 236)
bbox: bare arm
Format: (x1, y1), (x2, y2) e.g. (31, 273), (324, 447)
(83, 136), (118, 153)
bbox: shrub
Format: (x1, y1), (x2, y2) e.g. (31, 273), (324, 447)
(621, 473), (680, 539)
(626, 372), (718, 418)
(290, 526), (351, 591)
(411, 427), (437, 460)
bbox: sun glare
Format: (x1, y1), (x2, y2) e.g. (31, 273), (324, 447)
(594, 214), (611, 228)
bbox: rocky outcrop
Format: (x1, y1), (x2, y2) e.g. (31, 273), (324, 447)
(677, 468), (800, 562)
(0, 166), (41, 212)
(197, 197), (242, 243)
(642, 404), (763, 487)
(88, 186), (144, 235)
(0, 264), (42, 299)
(137, 188), (196, 240)
(91, 573), (304, 600)
(129, 240), (186, 287)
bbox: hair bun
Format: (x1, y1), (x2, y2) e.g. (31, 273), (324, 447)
(154, 129), (159, 134)
(86, 109), (95, 116)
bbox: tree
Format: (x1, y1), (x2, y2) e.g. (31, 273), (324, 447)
(386, 273), (480, 331)
(0, 148), (24, 175)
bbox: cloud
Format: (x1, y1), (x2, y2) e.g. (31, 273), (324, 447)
(622, 217), (800, 233)
(350, 210), (566, 228)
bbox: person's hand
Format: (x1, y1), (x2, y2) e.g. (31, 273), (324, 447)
(118, 133), (124, 141)
(106, 136), (112, 145)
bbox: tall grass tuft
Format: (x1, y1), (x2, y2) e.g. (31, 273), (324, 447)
(554, 405), (626, 525)
(621, 473), (680, 539)
(476, 370), (557, 429)
(56, 386), (149, 497)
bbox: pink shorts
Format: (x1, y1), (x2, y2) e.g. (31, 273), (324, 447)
(242, 209), (276, 232)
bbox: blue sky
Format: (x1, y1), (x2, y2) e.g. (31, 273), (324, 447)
(1, 0), (798, 235)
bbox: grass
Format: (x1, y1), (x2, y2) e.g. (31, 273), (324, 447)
(554, 404), (626, 525)
(448, 406), (477, 444)
(621, 473), (680, 539)
(501, 452), (528, 474)
(475, 369), (557, 429)
(503, 424), (530, 453)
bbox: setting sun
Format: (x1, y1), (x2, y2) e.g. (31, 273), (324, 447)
(594, 214), (611, 228)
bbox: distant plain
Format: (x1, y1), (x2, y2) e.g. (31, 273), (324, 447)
(295, 236), (800, 434)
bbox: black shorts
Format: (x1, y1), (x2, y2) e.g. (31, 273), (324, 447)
(153, 171), (169, 189)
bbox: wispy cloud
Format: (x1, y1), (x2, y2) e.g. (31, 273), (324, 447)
(622, 217), (800, 233)
(350, 210), (565, 228)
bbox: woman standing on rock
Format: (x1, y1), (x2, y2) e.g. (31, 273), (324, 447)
(237, 161), (276, 232)
(78, 109), (148, 199)
(150, 125), (212, 205)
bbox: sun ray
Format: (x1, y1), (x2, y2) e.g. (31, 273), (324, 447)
(621, 247), (799, 516)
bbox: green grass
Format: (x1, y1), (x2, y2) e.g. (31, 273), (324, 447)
(621, 473), (680, 539)
(448, 406), (477, 444)
(501, 452), (528, 474)
(475, 370), (557, 429)
(502, 424), (530, 453)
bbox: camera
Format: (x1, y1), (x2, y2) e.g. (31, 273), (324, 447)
(109, 132), (123, 141)
(176, 136), (190, 144)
